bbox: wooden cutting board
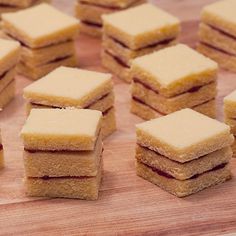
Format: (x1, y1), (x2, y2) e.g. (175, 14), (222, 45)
(0, 1), (236, 235)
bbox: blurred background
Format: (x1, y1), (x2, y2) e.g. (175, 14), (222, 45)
(53, 0), (218, 21)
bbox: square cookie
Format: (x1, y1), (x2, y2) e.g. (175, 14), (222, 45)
(25, 159), (103, 200)
(23, 66), (113, 108)
(102, 3), (180, 50)
(201, 0), (236, 38)
(136, 145), (232, 180)
(198, 0), (236, 72)
(21, 108), (103, 151)
(24, 134), (103, 177)
(136, 108), (234, 163)
(132, 44), (218, 98)
(136, 160), (231, 197)
(1, 3), (79, 48)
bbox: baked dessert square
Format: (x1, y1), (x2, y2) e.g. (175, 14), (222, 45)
(136, 160), (231, 197)
(17, 54), (77, 80)
(0, 38), (20, 109)
(23, 66), (116, 138)
(136, 145), (232, 181)
(131, 98), (216, 121)
(75, 0), (145, 37)
(135, 108), (233, 197)
(136, 108), (233, 163)
(24, 133), (103, 177)
(101, 3), (180, 82)
(20, 40), (75, 67)
(197, 0), (236, 72)
(1, 3), (79, 79)
(131, 44), (218, 118)
(1, 3), (79, 48)
(21, 108), (102, 151)
(25, 160), (103, 200)
(21, 108), (104, 200)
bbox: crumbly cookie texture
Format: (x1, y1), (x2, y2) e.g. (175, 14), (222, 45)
(136, 109), (233, 163)
(1, 3), (79, 48)
(198, 0), (236, 72)
(132, 44), (218, 97)
(21, 108), (103, 151)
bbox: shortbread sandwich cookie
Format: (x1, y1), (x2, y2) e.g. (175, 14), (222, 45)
(101, 3), (180, 82)
(23, 66), (116, 138)
(198, 0), (236, 72)
(131, 98), (216, 121)
(76, 0), (145, 37)
(136, 160), (231, 198)
(24, 134), (103, 177)
(21, 109), (102, 151)
(1, 3), (79, 79)
(21, 109), (103, 200)
(135, 109), (233, 197)
(136, 109), (234, 163)
(131, 44), (218, 119)
(136, 145), (232, 181)
(0, 38), (20, 109)
(25, 160), (103, 200)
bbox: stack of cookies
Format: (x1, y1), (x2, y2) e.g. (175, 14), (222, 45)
(0, 0), (50, 17)
(197, 0), (236, 72)
(136, 109), (233, 197)
(224, 90), (236, 157)
(75, 0), (145, 37)
(131, 44), (218, 120)
(0, 130), (3, 169)
(101, 3), (180, 83)
(21, 108), (103, 200)
(0, 38), (20, 109)
(23, 66), (116, 138)
(1, 3), (79, 80)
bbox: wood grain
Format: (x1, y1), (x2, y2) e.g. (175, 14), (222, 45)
(0, 1), (236, 236)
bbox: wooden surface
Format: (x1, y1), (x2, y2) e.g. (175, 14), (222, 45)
(1, 1), (236, 236)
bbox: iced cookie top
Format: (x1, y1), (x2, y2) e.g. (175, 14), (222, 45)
(132, 44), (218, 97)
(2, 4), (79, 48)
(201, 0), (236, 37)
(136, 109), (233, 162)
(21, 108), (102, 151)
(23, 66), (113, 108)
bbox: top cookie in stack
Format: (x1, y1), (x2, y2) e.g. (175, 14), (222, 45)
(75, 0), (146, 37)
(1, 3), (79, 80)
